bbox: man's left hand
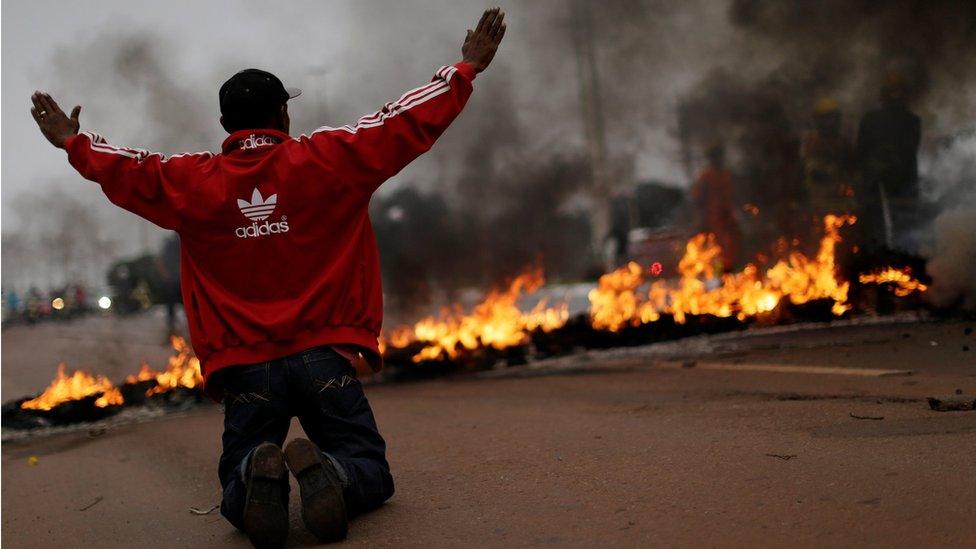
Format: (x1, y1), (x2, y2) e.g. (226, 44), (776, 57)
(31, 91), (81, 149)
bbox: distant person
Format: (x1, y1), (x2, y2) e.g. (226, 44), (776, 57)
(4, 290), (22, 321)
(691, 144), (739, 271)
(749, 122), (805, 255)
(30, 8), (506, 547)
(800, 98), (857, 220)
(606, 193), (632, 269)
(157, 233), (181, 338)
(110, 264), (137, 314)
(25, 287), (43, 324)
(857, 73), (921, 252)
(73, 284), (88, 314)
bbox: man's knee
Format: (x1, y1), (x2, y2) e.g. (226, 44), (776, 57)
(380, 469), (395, 502)
(219, 472), (247, 530)
(340, 459), (395, 515)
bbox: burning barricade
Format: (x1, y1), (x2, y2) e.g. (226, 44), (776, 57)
(379, 268), (570, 376)
(3, 215), (930, 431)
(588, 214), (855, 332)
(859, 267), (929, 297)
(379, 214), (926, 372)
(3, 336), (204, 431)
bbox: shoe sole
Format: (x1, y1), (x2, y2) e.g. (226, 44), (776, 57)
(243, 443), (289, 548)
(284, 439), (348, 542)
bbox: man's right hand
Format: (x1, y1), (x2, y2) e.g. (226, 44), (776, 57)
(462, 7), (506, 74)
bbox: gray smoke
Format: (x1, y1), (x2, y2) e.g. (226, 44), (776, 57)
(921, 131), (976, 309)
(6, 0), (975, 311)
(674, 0), (976, 301)
(925, 201), (976, 310)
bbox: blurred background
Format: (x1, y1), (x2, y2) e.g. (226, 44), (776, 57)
(5, 4), (976, 543)
(2, 0), (974, 333)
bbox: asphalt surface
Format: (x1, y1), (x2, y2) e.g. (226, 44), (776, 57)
(2, 317), (975, 547)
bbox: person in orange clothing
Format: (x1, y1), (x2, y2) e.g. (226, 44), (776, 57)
(691, 144), (739, 271)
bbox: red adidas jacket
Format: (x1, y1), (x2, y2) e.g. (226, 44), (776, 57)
(65, 62), (476, 398)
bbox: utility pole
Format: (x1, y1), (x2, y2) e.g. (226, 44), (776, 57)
(677, 99), (696, 185)
(570, 0), (612, 268)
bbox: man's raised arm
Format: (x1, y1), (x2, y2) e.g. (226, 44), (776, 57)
(299, 7), (506, 194)
(30, 91), (210, 231)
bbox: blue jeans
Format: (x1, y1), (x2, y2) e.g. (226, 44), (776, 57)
(217, 346), (394, 529)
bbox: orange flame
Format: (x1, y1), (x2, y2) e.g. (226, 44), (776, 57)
(588, 262), (660, 331)
(96, 388), (124, 408)
(21, 364), (122, 410)
(23, 213), (929, 406)
(22, 336), (205, 412)
(859, 267), (928, 297)
(589, 214), (857, 331)
(383, 268), (569, 362)
(764, 213), (855, 316)
(125, 362), (157, 384)
(143, 336), (204, 396)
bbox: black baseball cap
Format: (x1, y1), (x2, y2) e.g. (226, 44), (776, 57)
(219, 68), (301, 121)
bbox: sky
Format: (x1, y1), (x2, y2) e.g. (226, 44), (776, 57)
(2, 0), (708, 290)
(2, 1), (498, 219)
(2, 0), (716, 220)
(6, 1), (970, 296)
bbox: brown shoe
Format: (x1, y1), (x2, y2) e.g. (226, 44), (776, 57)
(283, 438), (348, 542)
(242, 442), (289, 548)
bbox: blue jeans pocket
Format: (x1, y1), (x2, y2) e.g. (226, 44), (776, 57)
(222, 362), (273, 434)
(302, 348), (364, 416)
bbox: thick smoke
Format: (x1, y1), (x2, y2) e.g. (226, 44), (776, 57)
(4, 32), (225, 292)
(678, 0), (976, 191)
(7, 0), (975, 312)
(370, 70), (594, 315)
(727, 0), (976, 121)
(50, 33), (217, 154)
(921, 132), (976, 310)
(926, 202), (976, 310)
(674, 0), (976, 296)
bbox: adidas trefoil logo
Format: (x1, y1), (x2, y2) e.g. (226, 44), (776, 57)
(235, 188), (289, 239)
(237, 188), (277, 221)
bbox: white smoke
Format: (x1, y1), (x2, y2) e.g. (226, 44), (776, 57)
(919, 130), (976, 309)
(925, 201), (976, 309)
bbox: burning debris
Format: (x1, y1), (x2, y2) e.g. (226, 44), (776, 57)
(3, 336), (204, 431)
(380, 214), (928, 371)
(20, 364), (123, 411)
(4, 215), (931, 430)
(859, 267), (929, 297)
(587, 214), (856, 332)
(380, 268), (570, 362)
(138, 336), (204, 395)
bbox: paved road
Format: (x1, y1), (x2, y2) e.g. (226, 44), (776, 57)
(3, 319), (975, 547)
(2, 311), (177, 400)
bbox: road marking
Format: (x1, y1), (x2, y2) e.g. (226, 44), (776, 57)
(657, 361), (912, 377)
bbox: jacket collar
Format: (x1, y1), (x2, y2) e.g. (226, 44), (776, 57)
(221, 129), (291, 155)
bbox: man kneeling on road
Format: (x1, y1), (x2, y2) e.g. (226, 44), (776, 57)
(30, 8), (506, 547)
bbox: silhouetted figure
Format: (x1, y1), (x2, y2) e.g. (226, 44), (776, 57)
(691, 144), (739, 271)
(73, 285), (88, 314)
(158, 233), (181, 337)
(25, 287), (43, 323)
(857, 74), (921, 253)
(801, 98), (857, 220)
(4, 290), (22, 321)
(607, 194), (632, 268)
